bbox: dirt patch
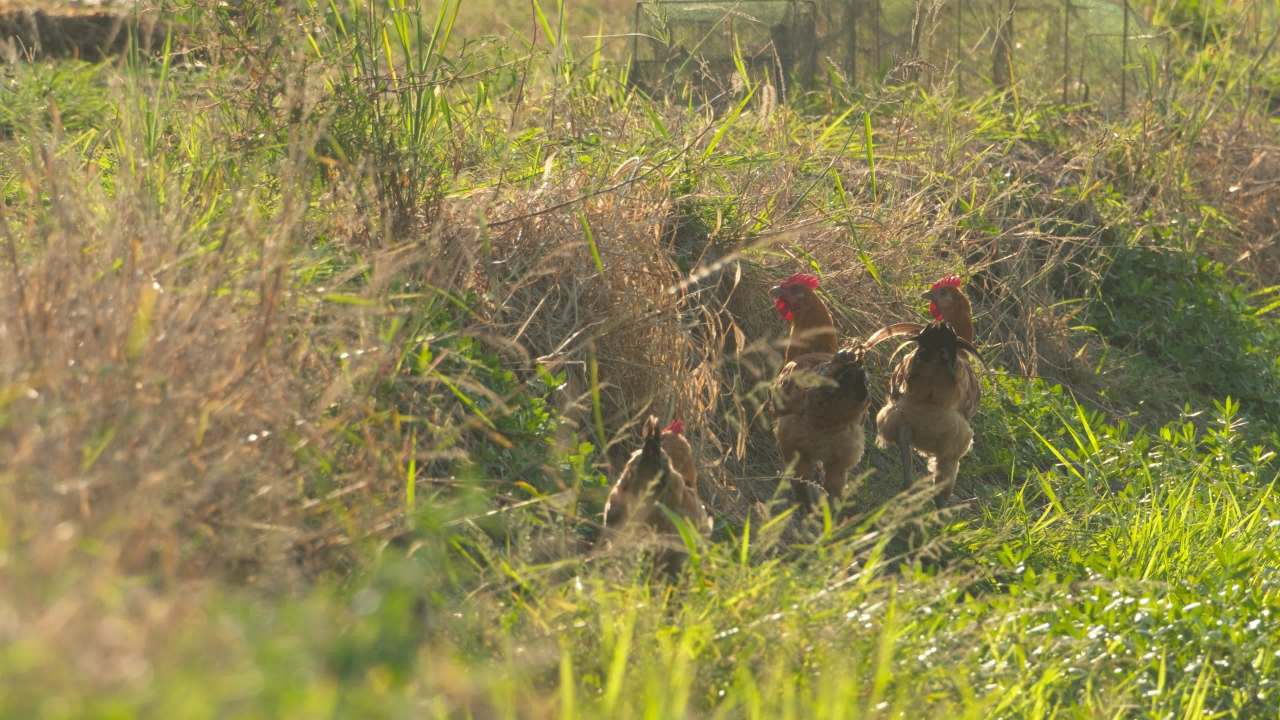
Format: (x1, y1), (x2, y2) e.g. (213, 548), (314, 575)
(0, 3), (167, 60)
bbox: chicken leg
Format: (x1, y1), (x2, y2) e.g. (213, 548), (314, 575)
(785, 456), (820, 509)
(898, 423), (913, 489)
(932, 456), (961, 506)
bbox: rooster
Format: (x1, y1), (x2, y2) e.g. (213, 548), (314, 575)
(769, 273), (871, 507)
(866, 275), (981, 503)
(601, 416), (712, 571)
(922, 275), (981, 424)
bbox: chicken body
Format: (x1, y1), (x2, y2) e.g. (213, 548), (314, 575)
(870, 275), (982, 503)
(774, 349), (870, 503)
(874, 322), (979, 500)
(602, 416), (711, 572)
(657, 419), (699, 501)
(769, 274), (871, 506)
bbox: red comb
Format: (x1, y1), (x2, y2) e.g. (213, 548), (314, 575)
(780, 272), (820, 290)
(930, 274), (964, 291)
(663, 419), (684, 435)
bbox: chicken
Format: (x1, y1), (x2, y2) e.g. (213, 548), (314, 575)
(601, 416), (712, 571)
(655, 419), (699, 502)
(867, 276), (982, 503)
(768, 273), (871, 507)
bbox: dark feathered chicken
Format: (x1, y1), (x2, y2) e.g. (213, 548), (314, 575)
(866, 319), (980, 503)
(601, 416), (712, 571)
(769, 273), (871, 507)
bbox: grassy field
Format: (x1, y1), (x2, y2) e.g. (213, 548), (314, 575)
(2, 0), (1280, 716)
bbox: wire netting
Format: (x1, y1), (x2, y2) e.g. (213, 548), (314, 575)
(630, 0), (1272, 115)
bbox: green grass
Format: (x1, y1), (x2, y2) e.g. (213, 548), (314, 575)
(2, 0), (1280, 716)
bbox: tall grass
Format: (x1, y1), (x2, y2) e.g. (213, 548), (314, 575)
(0, 0), (1279, 715)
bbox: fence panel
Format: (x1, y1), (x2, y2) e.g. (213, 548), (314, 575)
(631, 0), (1173, 114)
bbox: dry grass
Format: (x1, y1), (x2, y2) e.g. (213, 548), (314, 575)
(1189, 122), (1280, 282)
(393, 86), (1278, 527)
(2, 62), (1272, 579)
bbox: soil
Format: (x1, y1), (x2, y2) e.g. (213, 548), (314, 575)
(0, 1), (167, 60)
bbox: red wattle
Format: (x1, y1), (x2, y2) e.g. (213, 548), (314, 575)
(929, 300), (942, 321)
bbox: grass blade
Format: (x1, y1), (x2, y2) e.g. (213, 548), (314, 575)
(863, 112), (877, 202)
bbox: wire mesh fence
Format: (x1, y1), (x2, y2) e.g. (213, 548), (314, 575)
(629, 0), (1255, 115)
(630, 0), (820, 101)
(836, 0), (1167, 113)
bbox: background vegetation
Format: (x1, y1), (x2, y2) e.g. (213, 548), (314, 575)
(1, 0), (1279, 716)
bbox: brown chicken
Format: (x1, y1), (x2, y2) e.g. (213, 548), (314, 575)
(601, 416), (712, 570)
(867, 275), (981, 503)
(769, 273), (871, 507)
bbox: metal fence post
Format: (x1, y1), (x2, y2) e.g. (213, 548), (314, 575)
(1061, 0), (1070, 103)
(992, 0), (1013, 92)
(1121, 0), (1129, 113)
(846, 0), (858, 82)
(874, 0), (881, 78)
(909, 0), (923, 83)
(955, 0), (962, 93)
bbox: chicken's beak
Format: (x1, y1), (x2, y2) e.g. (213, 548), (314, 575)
(920, 288), (936, 302)
(769, 285), (785, 299)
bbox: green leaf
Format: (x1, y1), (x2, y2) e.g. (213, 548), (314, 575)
(578, 211), (605, 275)
(863, 112), (877, 202)
(322, 293), (375, 306)
(702, 86), (755, 161)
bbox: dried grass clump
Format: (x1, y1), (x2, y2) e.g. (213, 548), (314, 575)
(1190, 122), (1280, 283)
(0, 143), (432, 583)
(1, 165), (303, 582)
(422, 176), (785, 520)
(472, 176), (723, 449)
